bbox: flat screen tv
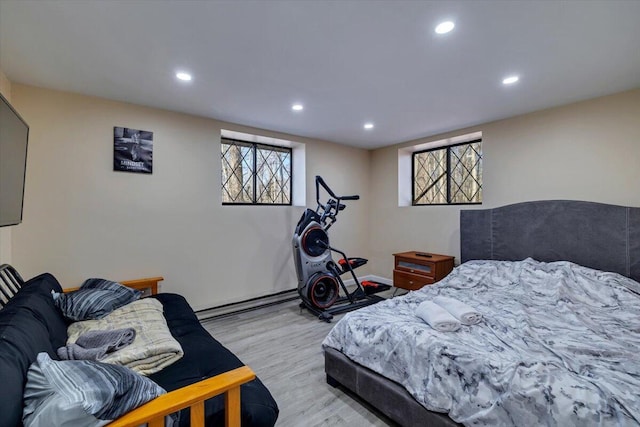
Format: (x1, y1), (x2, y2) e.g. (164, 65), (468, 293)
(0, 92), (29, 227)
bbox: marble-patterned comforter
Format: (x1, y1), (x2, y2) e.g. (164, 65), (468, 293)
(322, 259), (640, 426)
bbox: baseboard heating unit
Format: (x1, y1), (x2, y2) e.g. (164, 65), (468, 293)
(196, 289), (298, 321)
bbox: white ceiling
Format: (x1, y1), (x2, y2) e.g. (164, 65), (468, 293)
(1, 0), (639, 149)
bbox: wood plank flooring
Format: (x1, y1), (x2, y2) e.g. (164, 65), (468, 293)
(201, 297), (397, 427)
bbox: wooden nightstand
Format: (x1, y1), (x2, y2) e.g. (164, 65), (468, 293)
(393, 251), (454, 291)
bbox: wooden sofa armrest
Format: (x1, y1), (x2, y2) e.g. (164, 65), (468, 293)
(63, 276), (164, 295)
(108, 365), (255, 427)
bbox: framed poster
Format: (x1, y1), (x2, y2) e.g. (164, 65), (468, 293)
(113, 127), (153, 174)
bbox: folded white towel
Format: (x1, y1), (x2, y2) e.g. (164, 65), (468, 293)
(433, 296), (482, 325)
(416, 301), (460, 332)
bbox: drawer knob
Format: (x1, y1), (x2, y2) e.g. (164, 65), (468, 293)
(409, 281), (413, 284)
(410, 269), (414, 273)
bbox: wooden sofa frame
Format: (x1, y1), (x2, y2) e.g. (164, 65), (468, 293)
(0, 266), (255, 427)
(103, 277), (256, 427)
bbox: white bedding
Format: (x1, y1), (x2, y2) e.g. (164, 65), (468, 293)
(322, 259), (640, 426)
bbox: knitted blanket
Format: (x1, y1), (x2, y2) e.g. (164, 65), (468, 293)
(66, 299), (183, 375)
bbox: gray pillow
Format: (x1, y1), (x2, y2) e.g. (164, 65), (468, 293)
(53, 278), (141, 321)
(23, 352), (166, 427)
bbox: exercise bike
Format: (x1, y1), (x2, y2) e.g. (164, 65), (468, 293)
(292, 176), (388, 322)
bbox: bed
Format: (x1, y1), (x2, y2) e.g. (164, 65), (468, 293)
(322, 200), (640, 426)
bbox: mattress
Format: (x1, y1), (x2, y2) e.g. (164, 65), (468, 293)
(322, 259), (640, 426)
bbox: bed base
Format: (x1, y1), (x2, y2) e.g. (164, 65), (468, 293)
(323, 200), (640, 426)
(324, 347), (461, 427)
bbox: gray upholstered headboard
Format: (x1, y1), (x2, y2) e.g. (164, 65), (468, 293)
(460, 200), (640, 282)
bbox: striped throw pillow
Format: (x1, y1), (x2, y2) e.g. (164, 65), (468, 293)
(23, 352), (166, 426)
(53, 278), (141, 321)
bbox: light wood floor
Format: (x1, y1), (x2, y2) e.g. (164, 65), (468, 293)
(201, 297), (398, 427)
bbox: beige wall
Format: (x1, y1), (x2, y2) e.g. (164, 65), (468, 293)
(368, 89), (640, 277)
(0, 69), (11, 100)
(9, 82), (639, 306)
(0, 68), (13, 264)
(11, 84), (371, 310)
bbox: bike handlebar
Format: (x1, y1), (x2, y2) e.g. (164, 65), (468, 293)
(315, 176), (359, 205)
(315, 176), (336, 200)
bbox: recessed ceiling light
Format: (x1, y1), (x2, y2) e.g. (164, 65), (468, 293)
(502, 75), (519, 85)
(292, 103), (304, 111)
(364, 123), (374, 130)
(176, 72), (192, 82)
(435, 21), (455, 34)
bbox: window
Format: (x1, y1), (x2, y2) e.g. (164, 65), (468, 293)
(221, 138), (292, 205)
(412, 139), (482, 205)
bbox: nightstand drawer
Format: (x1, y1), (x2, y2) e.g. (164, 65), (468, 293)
(393, 270), (434, 290)
(395, 258), (435, 277)
(392, 251), (454, 293)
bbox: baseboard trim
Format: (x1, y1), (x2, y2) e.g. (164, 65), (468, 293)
(196, 275), (394, 321)
(197, 288), (298, 321)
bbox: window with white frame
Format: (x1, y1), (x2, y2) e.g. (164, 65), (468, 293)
(221, 138), (292, 205)
(412, 139), (482, 205)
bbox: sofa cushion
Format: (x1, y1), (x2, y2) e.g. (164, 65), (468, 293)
(0, 273), (68, 427)
(149, 293), (279, 427)
(53, 278), (141, 321)
(23, 352), (166, 427)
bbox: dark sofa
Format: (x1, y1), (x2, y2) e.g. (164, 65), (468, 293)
(0, 272), (278, 427)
